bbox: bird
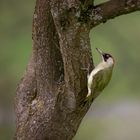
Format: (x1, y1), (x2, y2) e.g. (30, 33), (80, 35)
(86, 48), (115, 102)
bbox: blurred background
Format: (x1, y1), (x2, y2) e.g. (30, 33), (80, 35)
(0, 0), (140, 139)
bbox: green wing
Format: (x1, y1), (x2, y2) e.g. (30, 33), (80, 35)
(90, 69), (112, 99)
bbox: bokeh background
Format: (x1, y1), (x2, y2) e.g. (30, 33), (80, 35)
(0, 0), (140, 139)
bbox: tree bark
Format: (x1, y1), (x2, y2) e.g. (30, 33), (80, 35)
(15, 0), (140, 140)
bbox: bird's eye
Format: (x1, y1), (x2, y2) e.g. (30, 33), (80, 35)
(106, 54), (111, 58)
(105, 54), (109, 58)
(103, 54), (111, 61)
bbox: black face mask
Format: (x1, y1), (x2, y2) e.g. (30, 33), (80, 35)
(103, 53), (112, 62)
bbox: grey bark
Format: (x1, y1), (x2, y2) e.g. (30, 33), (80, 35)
(15, 0), (140, 140)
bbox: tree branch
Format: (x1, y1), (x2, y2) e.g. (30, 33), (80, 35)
(88, 0), (140, 28)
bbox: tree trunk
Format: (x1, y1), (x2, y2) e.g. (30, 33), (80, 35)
(15, 0), (140, 139)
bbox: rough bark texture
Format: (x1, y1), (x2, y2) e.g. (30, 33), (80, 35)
(15, 0), (140, 140)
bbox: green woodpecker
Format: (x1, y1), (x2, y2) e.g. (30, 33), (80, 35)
(87, 48), (115, 100)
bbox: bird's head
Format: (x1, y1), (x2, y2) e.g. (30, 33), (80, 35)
(96, 48), (115, 66)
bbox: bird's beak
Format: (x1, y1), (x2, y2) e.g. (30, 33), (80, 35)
(96, 48), (104, 56)
(96, 48), (105, 61)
